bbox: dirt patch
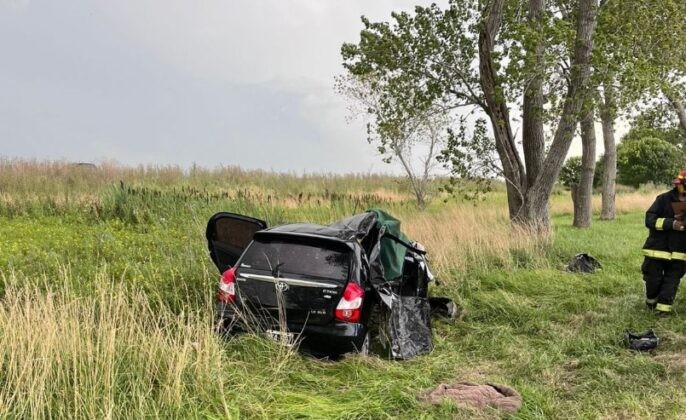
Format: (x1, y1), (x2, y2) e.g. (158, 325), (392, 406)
(657, 330), (686, 346)
(568, 311), (606, 327)
(655, 351), (686, 372)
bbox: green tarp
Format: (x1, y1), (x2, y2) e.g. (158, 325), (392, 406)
(369, 208), (411, 281)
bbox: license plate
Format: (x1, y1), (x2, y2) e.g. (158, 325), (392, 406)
(265, 329), (297, 346)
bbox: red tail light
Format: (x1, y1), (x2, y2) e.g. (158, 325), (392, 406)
(217, 267), (236, 303)
(335, 282), (364, 323)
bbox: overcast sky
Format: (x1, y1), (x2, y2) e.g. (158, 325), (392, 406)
(0, 0), (609, 174)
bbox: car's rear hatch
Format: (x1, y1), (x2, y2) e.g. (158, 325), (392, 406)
(206, 212), (268, 273)
(234, 233), (353, 326)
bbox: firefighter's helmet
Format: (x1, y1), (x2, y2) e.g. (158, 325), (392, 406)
(673, 168), (686, 193)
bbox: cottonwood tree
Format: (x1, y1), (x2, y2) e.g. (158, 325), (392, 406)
(585, 0), (686, 221)
(335, 75), (447, 209)
(666, 91), (686, 134)
(623, 107), (686, 147)
(512, 0), (686, 227)
(342, 0), (598, 231)
(574, 107), (597, 227)
(659, 78), (686, 140)
(437, 116), (500, 201)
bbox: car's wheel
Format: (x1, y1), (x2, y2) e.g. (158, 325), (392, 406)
(357, 303), (391, 357)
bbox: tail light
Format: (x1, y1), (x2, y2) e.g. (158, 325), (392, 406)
(217, 267), (237, 303)
(335, 282), (364, 323)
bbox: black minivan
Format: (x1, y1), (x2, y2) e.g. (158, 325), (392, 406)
(206, 210), (439, 358)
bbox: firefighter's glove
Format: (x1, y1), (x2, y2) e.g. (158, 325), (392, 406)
(673, 220), (685, 231)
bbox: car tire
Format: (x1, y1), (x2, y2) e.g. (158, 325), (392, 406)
(358, 303), (392, 357)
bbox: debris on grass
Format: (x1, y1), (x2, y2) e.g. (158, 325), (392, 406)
(565, 253), (602, 273)
(421, 382), (522, 414)
(625, 329), (659, 351)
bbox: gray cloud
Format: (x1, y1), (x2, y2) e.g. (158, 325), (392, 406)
(0, 0), (429, 173)
(0, 0), (622, 173)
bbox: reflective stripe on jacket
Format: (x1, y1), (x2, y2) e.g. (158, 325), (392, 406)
(643, 189), (686, 259)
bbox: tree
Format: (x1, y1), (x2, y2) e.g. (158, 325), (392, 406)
(341, 0), (599, 232)
(623, 107), (686, 147)
(598, 85), (617, 220)
(335, 75), (447, 209)
(616, 137), (684, 188)
(560, 156), (582, 190)
(436, 117), (499, 200)
(665, 89), (686, 134)
(575, 108), (596, 227)
(584, 0), (686, 220)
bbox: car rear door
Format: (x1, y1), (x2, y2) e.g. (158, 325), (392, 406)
(235, 235), (352, 326)
(206, 212), (267, 273)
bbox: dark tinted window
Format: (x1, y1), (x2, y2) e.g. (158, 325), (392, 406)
(239, 239), (351, 280)
(213, 217), (263, 250)
(206, 214), (266, 272)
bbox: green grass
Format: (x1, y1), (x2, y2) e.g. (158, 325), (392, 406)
(0, 164), (683, 418)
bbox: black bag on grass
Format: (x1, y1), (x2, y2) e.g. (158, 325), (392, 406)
(625, 329), (659, 351)
(566, 253), (601, 273)
(429, 297), (460, 319)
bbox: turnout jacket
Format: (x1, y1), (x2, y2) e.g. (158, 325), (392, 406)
(643, 189), (686, 260)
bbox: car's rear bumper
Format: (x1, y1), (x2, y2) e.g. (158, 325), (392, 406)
(215, 303), (367, 356)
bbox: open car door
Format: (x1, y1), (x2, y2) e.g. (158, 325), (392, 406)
(206, 212), (267, 273)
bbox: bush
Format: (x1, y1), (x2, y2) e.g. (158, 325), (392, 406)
(562, 155), (604, 190)
(617, 137), (685, 188)
(559, 156), (582, 189)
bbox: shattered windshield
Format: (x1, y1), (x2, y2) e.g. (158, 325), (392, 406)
(239, 239), (351, 280)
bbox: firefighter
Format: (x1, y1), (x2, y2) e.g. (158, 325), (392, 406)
(642, 169), (686, 313)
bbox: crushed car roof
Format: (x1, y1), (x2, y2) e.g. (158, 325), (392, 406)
(257, 211), (378, 243)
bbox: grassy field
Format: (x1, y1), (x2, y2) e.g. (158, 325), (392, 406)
(1, 160), (684, 419)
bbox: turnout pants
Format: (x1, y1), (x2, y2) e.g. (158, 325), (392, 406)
(642, 257), (686, 312)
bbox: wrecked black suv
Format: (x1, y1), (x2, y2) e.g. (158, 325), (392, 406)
(206, 209), (454, 358)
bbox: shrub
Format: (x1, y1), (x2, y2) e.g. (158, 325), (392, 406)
(559, 156), (582, 189)
(617, 137), (684, 188)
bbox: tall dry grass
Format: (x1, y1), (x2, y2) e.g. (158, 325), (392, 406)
(0, 273), (216, 417)
(0, 158), (415, 197)
(402, 205), (550, 277)
(0, 269), (302, 418)
(549, 191), (656, 216)
(401, 190), (659, 279)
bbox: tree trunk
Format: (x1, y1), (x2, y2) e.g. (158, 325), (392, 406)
(414, 186), (427, 210)
(522, 0), (546, 188)
(478, 0), (527, 222)
(518, 0), (548, 231)
(674, 98), (686, 133)
(666, 90), (686, 133)
(600, 84), (617, 220)
(521, 0), (598, 232)
(478, 0), (597, 231)
(574, 108), (596, 228)
(571, 185), (582, 222)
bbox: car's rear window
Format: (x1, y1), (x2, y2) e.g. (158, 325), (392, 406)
(239, 238), (351, 280)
